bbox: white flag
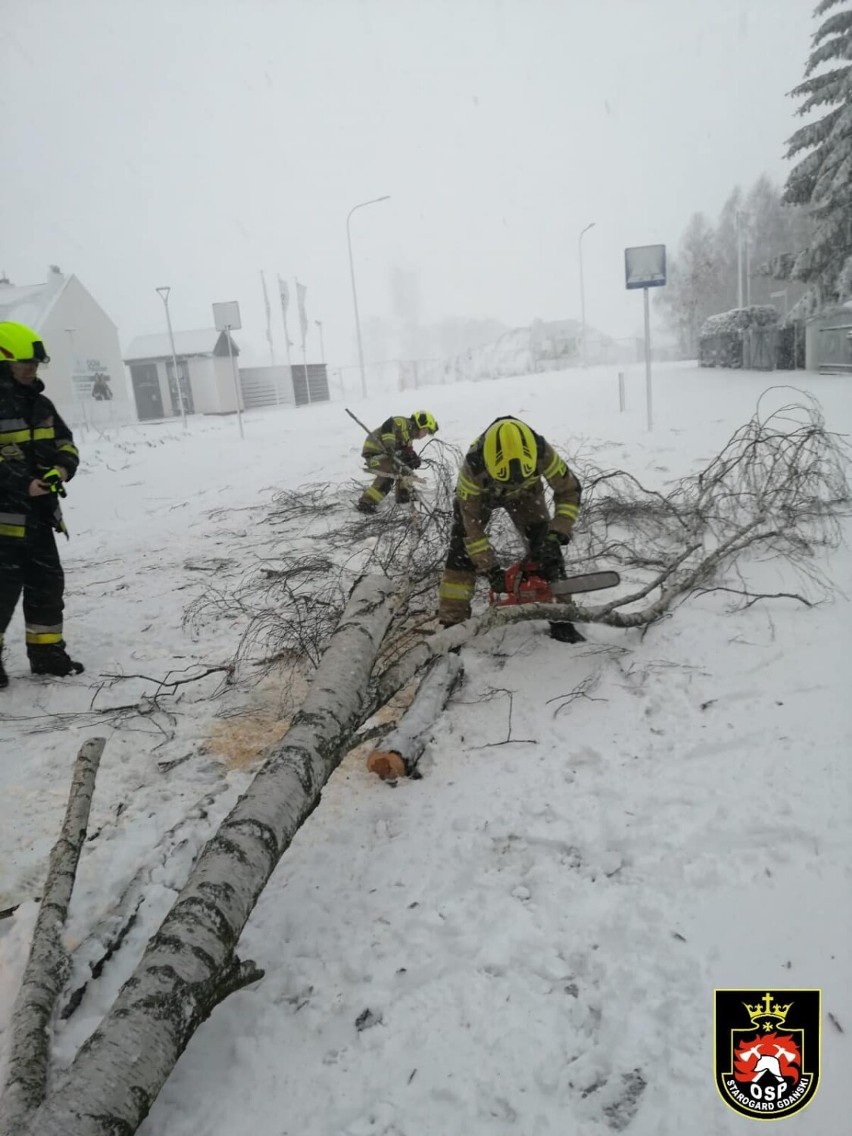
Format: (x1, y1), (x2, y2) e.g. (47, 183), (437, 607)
(261, 271), (273, 359)
(277, 276), (291, 346)
(296, 279), (308, 350)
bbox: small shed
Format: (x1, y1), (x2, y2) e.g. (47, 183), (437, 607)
(124, 329), (241, 420)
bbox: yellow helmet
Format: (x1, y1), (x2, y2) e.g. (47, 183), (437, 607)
(411, 410), (438, 433)
(482, 418), (538, 482)
(0, 321), (50, 364)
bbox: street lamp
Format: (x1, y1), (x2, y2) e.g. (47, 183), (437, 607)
(315, 319), (326, 366)
(155, 286), (187, 428)
(346, 195), (390, 398)
(578, 222), (596, 368)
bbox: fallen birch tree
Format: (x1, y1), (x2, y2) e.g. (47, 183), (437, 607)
(0, 738), (106, 1135)
(5, 575), (397, 1136)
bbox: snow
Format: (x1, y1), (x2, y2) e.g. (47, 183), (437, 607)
(1, 362), (850, 1134)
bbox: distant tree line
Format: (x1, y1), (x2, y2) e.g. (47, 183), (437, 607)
(656, 179), (811, 358)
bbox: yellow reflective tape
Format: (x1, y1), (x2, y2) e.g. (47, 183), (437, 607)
(33, 427), (56, 440)
(543, 455), (566, 479)
(464, 537), (490, 555)
(555, 503), (579, 519)
(0, 430), (31, 444)
(0, 523), (25, 537)
(439, 581), (475, 600)
(25, 631), (63, 645)
(365, 486), (385, 503)
(57, 441), (78, 455)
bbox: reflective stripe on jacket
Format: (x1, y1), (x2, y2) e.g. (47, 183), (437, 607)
(0, 372), (79, 536)
(361, 416), (413, 463)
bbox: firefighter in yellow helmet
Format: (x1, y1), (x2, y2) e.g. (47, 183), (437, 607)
(0, 321), (83, 688)
(356, 410), (439, 514)
(437, 417), (584, 641)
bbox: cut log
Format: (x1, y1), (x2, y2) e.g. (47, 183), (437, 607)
(0, 737), (106, 1134)
(366, 654), (464, 778)
(13, 574), (397, 1136)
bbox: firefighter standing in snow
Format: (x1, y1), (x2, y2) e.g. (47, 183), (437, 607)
(438, 417), (584, 640)
(0, 321), (84, 689)
(356, 410), (439, 513)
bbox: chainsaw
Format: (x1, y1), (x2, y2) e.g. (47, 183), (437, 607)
(489, 559), (620, 607)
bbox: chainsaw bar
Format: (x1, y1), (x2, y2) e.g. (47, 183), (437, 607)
(549, 570), (620, 597)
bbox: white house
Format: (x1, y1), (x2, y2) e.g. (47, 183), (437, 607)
(0, 268), (135, 427)
(124, 329), (241, 420)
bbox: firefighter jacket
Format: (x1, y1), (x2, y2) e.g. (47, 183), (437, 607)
(361, 415), (415, 471)
(454, 426), (581, 573)
(0, 370), (80, 538)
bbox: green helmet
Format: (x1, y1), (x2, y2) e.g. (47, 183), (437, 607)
(0, 321), (50, 363)
(411, 410), (438, 433)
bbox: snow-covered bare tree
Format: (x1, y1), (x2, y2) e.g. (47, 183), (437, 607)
(783, 0), (852, 308)
(656, 212), (720, 354)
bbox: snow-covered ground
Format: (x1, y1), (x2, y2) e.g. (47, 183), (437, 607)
(1, 362), (849, 1134)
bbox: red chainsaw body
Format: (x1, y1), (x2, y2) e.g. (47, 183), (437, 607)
(490, 559), (555, 606)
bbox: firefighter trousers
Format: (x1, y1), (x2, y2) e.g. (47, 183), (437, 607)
(438, 502), (560, 626)
(0, 524), (65, 652)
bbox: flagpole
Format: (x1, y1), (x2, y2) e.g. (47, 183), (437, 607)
(296, 276), (312, 405)
(260, 270), (279, 405)
(278, 275), (294, 402)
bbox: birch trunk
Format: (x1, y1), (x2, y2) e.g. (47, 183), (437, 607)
(367, 654), (464, 777)
(0, 737), (106, 1134)
(16, 574), (397, 1136)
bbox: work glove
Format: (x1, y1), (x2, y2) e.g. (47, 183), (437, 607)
(41, 467), (67, 498)
(487, 565), (507, 593)
(401, 445), (422, 470)
(534, 531), (565, 583)
(549, 528), (571, 546)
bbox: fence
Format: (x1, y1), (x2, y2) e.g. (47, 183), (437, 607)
(238, 365), (329, 410)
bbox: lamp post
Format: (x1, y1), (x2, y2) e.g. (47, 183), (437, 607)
(578, 221), (596, 368)
(155, 286), (187, 428)
(315, 319), (325, 366)
(346, 195), (390, 398)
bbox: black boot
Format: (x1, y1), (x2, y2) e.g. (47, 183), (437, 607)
(549, 621), (586, 644)
(356, 499), (377, 515)
(0, 654), (8, 690)
(28, 643), (85, 677)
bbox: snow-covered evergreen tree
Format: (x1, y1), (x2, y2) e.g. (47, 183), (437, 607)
(783, 0), (852, 308)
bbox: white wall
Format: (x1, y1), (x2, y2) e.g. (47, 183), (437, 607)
(41, 276), (136, 427)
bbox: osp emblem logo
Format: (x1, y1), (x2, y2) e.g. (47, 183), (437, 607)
(714, 989), (821, 1119)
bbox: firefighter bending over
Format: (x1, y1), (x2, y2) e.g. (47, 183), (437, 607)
(356, 410), (439, 514)
(0, 321), (84, 689)
(437, 416), (585, 643)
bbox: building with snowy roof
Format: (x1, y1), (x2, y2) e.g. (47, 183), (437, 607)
(0, 267), (135, 427)
(124, 328), (242, 420)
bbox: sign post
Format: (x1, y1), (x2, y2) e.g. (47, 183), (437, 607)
(625, 244), (666, 431)
(212, 301), (244, 439)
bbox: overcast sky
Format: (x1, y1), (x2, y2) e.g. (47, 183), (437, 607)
(2, 0), (815, 369)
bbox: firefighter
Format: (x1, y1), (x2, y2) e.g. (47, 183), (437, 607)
(356, 410), (439, 514)
(437, 416), (585, 642)
(0, 321), (83, 688)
